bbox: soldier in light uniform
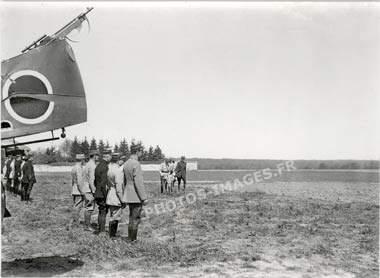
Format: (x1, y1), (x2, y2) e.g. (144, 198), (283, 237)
(122, 145), (147, 241)
(68, 153), (85, 229)
(82, 149), (99, 231)
(159, 159), (170, 194)
(106, 153), (125, 238)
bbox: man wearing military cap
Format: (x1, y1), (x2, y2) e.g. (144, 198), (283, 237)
(94, 148), (112, 234)
(122, 145), (147, 241)
(82, 149), (99, 231)
(68, 153), (85, 230)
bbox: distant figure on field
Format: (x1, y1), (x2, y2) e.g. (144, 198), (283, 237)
(14, 155), (22, 196)
(94, 148), (112, 234)
(159, 159), (170, 194)
(123, 145), (147, 241)
(68, 153), (85, 229)
(82, 149), (99, 231)
(175, 156), (187, 191)
(20, 155), (36, 203)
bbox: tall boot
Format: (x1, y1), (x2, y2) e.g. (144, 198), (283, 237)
(84, 211), (95, 231)
(98, 213), (106, 233)
(130, 228), (138, 241)
(109, 221), (115, 237)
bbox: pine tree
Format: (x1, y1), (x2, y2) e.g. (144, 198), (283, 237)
(70, 136), (81, 160)
(153, 145), (164, 160)
(119, 138), (129, 157)
(98, 139), (105, 154)
(90, 137), (97, 150)
(114, 144), (119, 153)
(148, 146), (154, 161)
(80, 137), (90, 156)
(105, 140), (110, 149)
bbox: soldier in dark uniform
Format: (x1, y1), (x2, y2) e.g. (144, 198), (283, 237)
(175, 156), (187, 191)
(14, 155), (22, 196)
(20, 155), (36, 203)
(94, 148), (112, 234)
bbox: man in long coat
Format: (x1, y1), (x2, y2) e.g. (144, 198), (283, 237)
(94, 149), (112, 234)
(122, 145), (147, 241)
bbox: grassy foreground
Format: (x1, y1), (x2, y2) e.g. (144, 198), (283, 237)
(1, 172), (379, 277)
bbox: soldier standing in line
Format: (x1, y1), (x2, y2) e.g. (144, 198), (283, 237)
(82, 149), (99, 231)
(14, 155), (22, 196)
(122, 145), (147, 242)
(175, 156), (187, 191)
(8, 155), (15, 195)
(94, 148), (112, 235)
(20, 155), (36, 203)
(106, 153), (125, 238)
(68, 153), (86, 230)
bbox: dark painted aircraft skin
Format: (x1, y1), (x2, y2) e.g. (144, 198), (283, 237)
(1, 39), (87, 140)
(1, 8), (92, 147)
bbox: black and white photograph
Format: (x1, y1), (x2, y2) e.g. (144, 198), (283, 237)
(1, 2), (379, 277)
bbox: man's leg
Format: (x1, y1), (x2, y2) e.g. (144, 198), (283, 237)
(96, 198), (108, 233)
(177, 176), (182, 191)
(83, 193), (95, 231)
(128, 203), (142, 241)
(26, 182), (34, 202)
(183, 176), (186, 191)
(109, 206), (122, 238)
(160, 177), (164, 194)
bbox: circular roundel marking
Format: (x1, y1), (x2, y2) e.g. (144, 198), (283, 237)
(3, 70), (54, 124)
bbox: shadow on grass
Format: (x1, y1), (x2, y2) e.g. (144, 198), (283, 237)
(1, 256), (84, 277)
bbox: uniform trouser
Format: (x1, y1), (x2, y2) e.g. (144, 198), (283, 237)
(160, 176), (168, 193)
(109, 205), (122, 221)
(21, 182), (33, 201)
(95, 197), (108, 232)
(72, 195), (84, 223)
(14, 178), (20, 195)
(177, 176), (186, 190)
(128, 203), (143, 240)
(83, 193), (95, 226)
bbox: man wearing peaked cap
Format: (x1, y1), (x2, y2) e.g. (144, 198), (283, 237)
(94, 148), (112, 234)
(122, 145), (147, 241)
(82, 149), (99, 231)
(68, 153), (85, 230)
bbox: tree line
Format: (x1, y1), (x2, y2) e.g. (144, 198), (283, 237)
(33, 137), (165, 164)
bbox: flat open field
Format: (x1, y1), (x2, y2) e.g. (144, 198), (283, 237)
(2, 170), (379, 277)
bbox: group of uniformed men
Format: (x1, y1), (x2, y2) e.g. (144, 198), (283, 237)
(2, 154), (36, 203)
(159, 156), (187, 194)
(70, 145), (147, 241)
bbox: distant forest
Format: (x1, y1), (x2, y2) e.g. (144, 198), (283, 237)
(33, 137), (165, 164)
(194, 158), (379, 170)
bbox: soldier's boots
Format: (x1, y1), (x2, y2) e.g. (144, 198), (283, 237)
(128, 225), (138, 241)
(109, 221), (119, 238)
(84, 211), (95, 231)
(98, 213), (107, 233)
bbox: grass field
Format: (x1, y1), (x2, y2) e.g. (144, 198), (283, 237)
(1, 170), (379, 277)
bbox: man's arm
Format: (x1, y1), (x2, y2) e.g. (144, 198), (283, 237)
(133, 163), (147, 202)
(115, 170), (124, 203)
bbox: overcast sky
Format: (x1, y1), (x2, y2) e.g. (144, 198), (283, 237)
(1, 2), (379, 160)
